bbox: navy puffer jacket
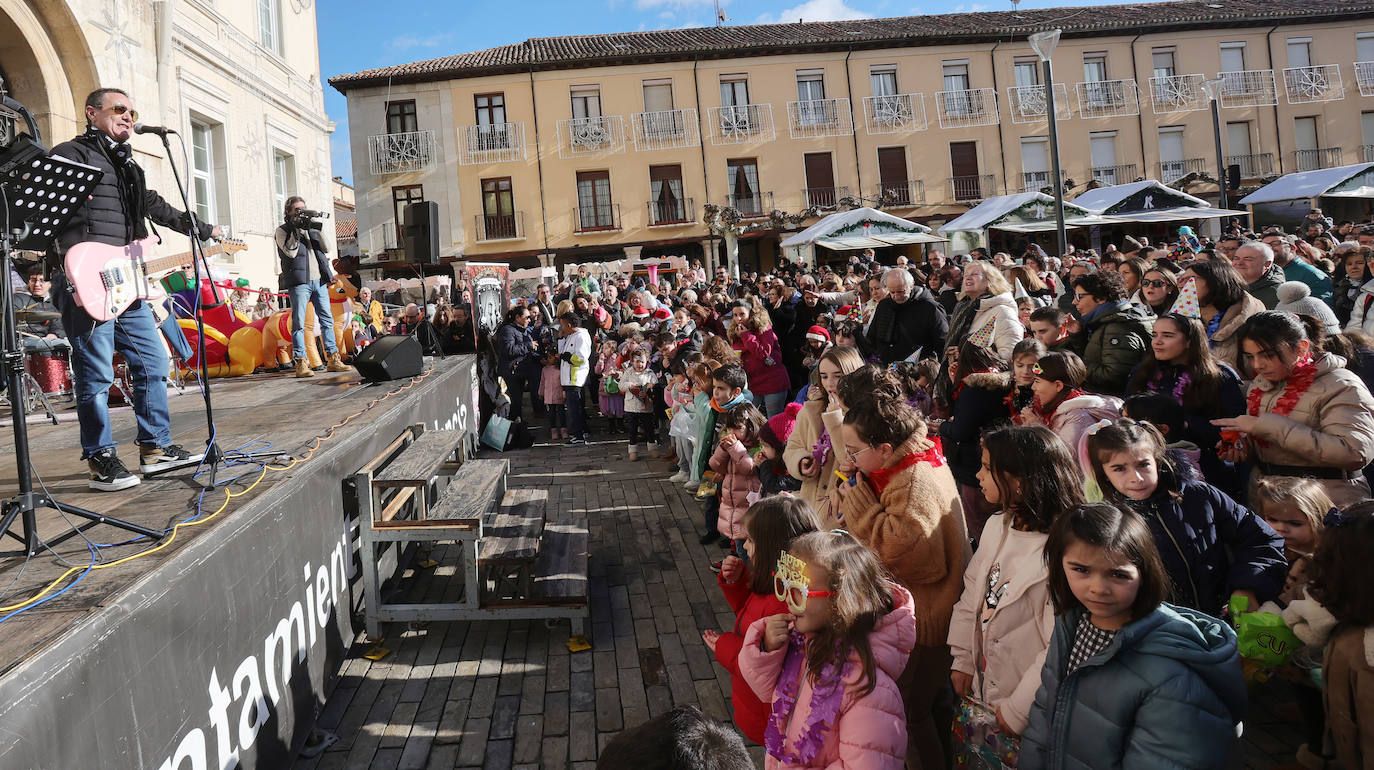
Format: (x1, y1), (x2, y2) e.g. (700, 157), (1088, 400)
(1020, 604), (1246, 770)
(493, 321), (539, 380)
(1116, 463), (1286, 616)
(939, 371), (1012, 488)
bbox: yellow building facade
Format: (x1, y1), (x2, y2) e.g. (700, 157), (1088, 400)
(332, 0), (1374, 274)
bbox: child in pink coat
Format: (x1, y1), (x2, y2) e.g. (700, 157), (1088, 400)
(740, 530), (916, 770)
(710, 403), (766, 557)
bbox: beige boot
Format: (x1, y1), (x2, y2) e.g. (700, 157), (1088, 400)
(294, 358), (314, 378)
(325, 351), (350, 373)
(627, 444), (638, 461)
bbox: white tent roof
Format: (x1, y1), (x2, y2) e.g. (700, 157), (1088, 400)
(779, 207), (940, 249)
(1238, 163), (1374, 205)
(937, 192), (1099, 234)
(1070, 180), (1210, 212)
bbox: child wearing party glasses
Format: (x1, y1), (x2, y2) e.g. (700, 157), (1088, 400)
(739, 530), (916, 769)
(703, 495), (819, 745)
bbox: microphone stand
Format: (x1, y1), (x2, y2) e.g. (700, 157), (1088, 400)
(143, 132), (286, 485)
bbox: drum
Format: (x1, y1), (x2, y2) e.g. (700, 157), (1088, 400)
(24, 349), (72, 396)
(109, 352), (132, 405)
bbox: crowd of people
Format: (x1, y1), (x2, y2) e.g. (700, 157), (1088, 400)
(495, 220), (1374, 770)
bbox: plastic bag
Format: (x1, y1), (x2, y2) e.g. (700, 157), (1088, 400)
(953, 696), (1018, 770)
(669, 407), (697, 440)
(1234, 611), (1300, 667)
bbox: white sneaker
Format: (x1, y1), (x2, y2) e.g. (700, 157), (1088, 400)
(647, 442), (661, 458)
(668, 471), (688, 483)
(684, 480), (700, 493)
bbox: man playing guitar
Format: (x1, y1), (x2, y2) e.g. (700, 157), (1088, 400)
(49, 87), (222, 491)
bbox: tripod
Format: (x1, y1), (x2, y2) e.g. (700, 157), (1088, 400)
(0, 223), (164, 557)
(139, 132), (287, 487)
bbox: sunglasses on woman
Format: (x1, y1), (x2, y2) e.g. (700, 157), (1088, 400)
(1141, 279), (1170, 289)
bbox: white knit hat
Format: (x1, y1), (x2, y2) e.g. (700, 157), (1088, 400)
(1274, 281), (1340, 335)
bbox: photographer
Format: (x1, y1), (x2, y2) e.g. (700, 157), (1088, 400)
(275, 196), (349, 378)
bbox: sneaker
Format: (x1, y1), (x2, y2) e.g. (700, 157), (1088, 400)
(668, 471), (688, 483)
(139, 443), (205, 474)
(566, 436), (586, 446)
(684, 481), (700, 493)
(698, 530), (719, 545)
(88, 449), (140, 492)
(710, 559), (723, 573)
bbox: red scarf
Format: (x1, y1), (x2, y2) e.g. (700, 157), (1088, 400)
(868, 437), (946, 494)
(1035, 388), (1085, 423)
(1247, 355), (1318, 447)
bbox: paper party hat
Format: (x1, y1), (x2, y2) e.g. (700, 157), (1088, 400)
(1013, 278), (1029, 300)
(968, 318), (997, 349)
(1167, 276), (1202, 319)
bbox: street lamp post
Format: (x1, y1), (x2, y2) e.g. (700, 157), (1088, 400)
(1201, 77), (1230, 211)
(1030, 29), (1067, 259)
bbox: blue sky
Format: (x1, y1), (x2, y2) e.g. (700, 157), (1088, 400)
(319, 0), (1126, 184)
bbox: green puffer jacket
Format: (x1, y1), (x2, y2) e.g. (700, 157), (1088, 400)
(1076, 301), (1152, 396)
(1019, 604), (1246, 770)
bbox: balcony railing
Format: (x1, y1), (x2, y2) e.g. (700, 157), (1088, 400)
(1158, 158), (1209, 182)
(862, 94), (927, 134)
(1149, 74), (1207, 114)
(1365, 145), (1374, 163)
(473, 212), (524, 242)
(873, 180), (926, 207)
(1295, 147), (1344, 172)
(1091, 163), (1139, 186)
(1006, 84), (1071, 124)
(1226, 152), (1276, 178)
(556, 115), (626, 159)
(935, 88), (998, 129)
(1283, 64), (1345, 104)
(573, 203), (622, 233)
(708, 104), (776, 145)
(1013, 170), (1067, 193)
(1075, 79), (1139, 118)
(367, 130), (437, 175)
(630, 108), (700, 151)
(1357, 61), (1374, 97)
(647, 197), (695, 227)
(458, 122), (527, 165)
(726, 191), (773, 218)
(787, 98), (853, 139)
(1217, 70), (1277, 108)
(803, 186), (850, 207)
(949, 174), (997, 202)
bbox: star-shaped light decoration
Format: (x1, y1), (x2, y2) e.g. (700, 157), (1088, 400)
(91, 0), (144, 81)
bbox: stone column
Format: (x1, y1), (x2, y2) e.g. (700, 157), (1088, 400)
(699, 238), (717, 272)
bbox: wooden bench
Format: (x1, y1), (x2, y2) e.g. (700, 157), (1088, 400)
(374, 455), (506, 530)
(478, 489), (547, 601)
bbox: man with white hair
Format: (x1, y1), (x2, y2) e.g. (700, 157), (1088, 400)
(1233, 240), (1285, 309)
(866, 267), (948, 364)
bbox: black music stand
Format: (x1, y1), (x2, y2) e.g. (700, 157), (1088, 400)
(0, 149), (164, 556)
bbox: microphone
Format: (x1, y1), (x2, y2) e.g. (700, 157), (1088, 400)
(133, 122), (177, 136)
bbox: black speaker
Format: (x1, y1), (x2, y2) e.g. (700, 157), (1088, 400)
(405, 201), (440, 264)
(1227, 164), (1241, 190)
(353, 335), (423, 382)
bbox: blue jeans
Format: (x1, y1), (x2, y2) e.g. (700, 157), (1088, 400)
(52, 273), (171, 459)
(289, 280), (336, 359)
(757, 390), (789, 418)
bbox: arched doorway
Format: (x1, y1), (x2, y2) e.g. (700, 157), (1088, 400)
(0, 1), (100, 144)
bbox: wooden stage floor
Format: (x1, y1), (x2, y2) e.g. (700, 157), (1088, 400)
(0, 364), (420, 676)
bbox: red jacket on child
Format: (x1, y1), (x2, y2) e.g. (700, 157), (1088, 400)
(715, 569), (788, 744)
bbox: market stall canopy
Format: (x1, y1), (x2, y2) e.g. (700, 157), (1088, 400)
(1071, 179), (1247, 221)
(1238, 163), (1374, 205)
(779, 207), (945, 250)
(937, 192), (1100, 234)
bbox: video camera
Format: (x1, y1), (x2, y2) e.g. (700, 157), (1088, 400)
(289, 208), (329, 232)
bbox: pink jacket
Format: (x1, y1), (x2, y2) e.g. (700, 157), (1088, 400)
(732, 328), (792, 396)
(739, 584), (916, 770)
(710, 440), (761, 539)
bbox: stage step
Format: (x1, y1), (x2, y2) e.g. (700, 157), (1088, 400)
(374, 458), (507, 530)
(479, 488), (547, 564)
(372, 429), (464, 488)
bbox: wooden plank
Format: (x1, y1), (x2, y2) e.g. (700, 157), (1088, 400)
(530, 521), (589, 604)
(377, 485), (417, 523)
(478, 489), (547, 564)
(427, 459), (508, 524)
(357, 426), (417, 476)
(373, 430), (464, 487)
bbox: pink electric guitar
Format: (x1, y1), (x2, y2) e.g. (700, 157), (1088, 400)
(64, 237), (247, 321)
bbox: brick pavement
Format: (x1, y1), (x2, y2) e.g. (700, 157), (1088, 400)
(295, 422), (1302, 769)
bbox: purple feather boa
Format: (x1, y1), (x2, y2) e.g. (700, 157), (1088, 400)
(764, 630), (851, 765)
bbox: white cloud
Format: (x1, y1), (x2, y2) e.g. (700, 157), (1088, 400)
(755, 0), (874, 24)
(384, 33), (454, 53)
(952, 2), (989, 10)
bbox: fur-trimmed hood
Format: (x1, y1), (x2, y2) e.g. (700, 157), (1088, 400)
(962, 370), (1012, 391)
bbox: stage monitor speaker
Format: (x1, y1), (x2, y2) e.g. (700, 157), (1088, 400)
(1226, 164), (1241, 191)
(405, 201), (440, 265)
(353, 335), (423, 382)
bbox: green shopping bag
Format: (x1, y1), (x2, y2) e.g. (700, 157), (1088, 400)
(1233, 610), (1300, 667)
